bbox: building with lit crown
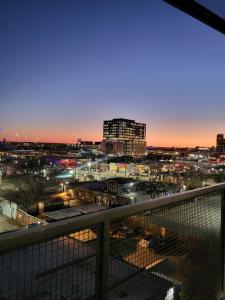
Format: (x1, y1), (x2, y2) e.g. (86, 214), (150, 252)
(101, 118), (146, 156)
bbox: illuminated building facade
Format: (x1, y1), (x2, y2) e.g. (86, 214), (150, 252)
(101, 118), (146, 156)
(216, 133), (225, 152)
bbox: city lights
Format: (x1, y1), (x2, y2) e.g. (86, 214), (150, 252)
(0, 1), (224, 298)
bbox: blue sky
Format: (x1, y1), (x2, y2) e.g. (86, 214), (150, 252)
(0, 0), (225, 146)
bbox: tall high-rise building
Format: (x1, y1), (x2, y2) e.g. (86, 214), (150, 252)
(101, 118), (147, 156)
(216, 133), (225, 152)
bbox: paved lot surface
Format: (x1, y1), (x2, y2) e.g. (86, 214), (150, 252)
(0, 235), (172, 300)
(0, 215), (23, 233)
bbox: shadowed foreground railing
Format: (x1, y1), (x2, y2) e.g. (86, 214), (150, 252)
(0, 183), (225, 300)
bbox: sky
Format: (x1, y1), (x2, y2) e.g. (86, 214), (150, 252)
(0, 0), (225, 147)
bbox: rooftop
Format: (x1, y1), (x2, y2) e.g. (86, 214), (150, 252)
(67, 180), (106, 191)
(44, 204), (106, 221)
(106, 177), (137, 185)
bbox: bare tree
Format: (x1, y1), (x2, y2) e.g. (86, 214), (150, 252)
(11, 175), (47, 212)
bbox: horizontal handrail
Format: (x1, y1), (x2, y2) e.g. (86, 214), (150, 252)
(164, 0), (225, 35)
(0, 182), (225, 252)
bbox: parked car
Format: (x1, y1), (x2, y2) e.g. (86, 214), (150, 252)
(112, 226), (130, 236)
(28, 222), (42, 228)
(147, 234), (161, 249)
(125, 229), (134, 238)
(147, 235), (181, 253)
(112, 226), (145, 238)
(132, 226), (145, 236)
(124, 226), (145, 238)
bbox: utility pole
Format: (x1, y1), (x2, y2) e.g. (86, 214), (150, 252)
(0, 170), (2, 191)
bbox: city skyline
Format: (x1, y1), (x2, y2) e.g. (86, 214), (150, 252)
(0, 124), (222, 148)
(1, 1), (225, 147)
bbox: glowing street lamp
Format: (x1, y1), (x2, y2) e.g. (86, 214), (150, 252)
(43, 168), (47, 177)
(88, 162), (91, 174)
(129, 182), (135, 192)
(60, 182), (64, 192)
(0, 170), (2, 189)
(182, 185), (187, 191)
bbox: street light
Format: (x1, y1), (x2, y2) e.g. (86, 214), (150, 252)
(0, 170), (2, 190)
(88, 162), (91, 174)
(60, 182), (64, 192)
(43, 168), (47, 177)
(129, 182), (135, 192)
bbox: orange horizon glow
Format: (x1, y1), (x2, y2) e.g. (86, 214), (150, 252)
(1, 132), (217, 148)
(0, 120), (220, 148)
(1, 1), (224, 152)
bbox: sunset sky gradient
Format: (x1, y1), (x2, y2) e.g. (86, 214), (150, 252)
(1, 0), (225, 147)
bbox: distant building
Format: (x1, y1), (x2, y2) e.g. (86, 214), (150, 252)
(66, 180), (130, 208)
(106, 177), (136, 194)
(76, 140), (101, 151)
(101, 118), (147, 156)
(80, 141), (93, 146)
(216, 134), (225, 152)
(0, 139), (7, 150)
(66, 178), (152, 207)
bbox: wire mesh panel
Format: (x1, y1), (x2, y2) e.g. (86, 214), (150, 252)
(0, 189), (224, 300)
(0, 226), (100, 300)
(108, 192), (223, 300)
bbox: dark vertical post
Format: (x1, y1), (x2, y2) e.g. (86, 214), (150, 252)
(221, 189), (225, 300)
(95, 221), (110, 300)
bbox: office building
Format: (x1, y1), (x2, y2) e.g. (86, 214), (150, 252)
(101, 118), (146, 156)
(216, 134), (225, 152)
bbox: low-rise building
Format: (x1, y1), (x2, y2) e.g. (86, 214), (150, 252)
(106, 177), (137, 194)
(66, 180), (130, 208)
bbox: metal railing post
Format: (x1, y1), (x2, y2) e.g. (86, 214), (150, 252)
(220, 189), (225, 300)
(95, 220), (110, 300)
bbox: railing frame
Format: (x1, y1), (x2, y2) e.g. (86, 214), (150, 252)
(164, 0), (225, 35)
(221, 189), (225, 300)
(1, 183), (225, 299)
(95, 221), (110, 300)
(1, 183), (225, 252)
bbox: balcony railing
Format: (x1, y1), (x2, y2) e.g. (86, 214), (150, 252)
(0, 183), (225, 299)
(164, 0), (225, 35)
